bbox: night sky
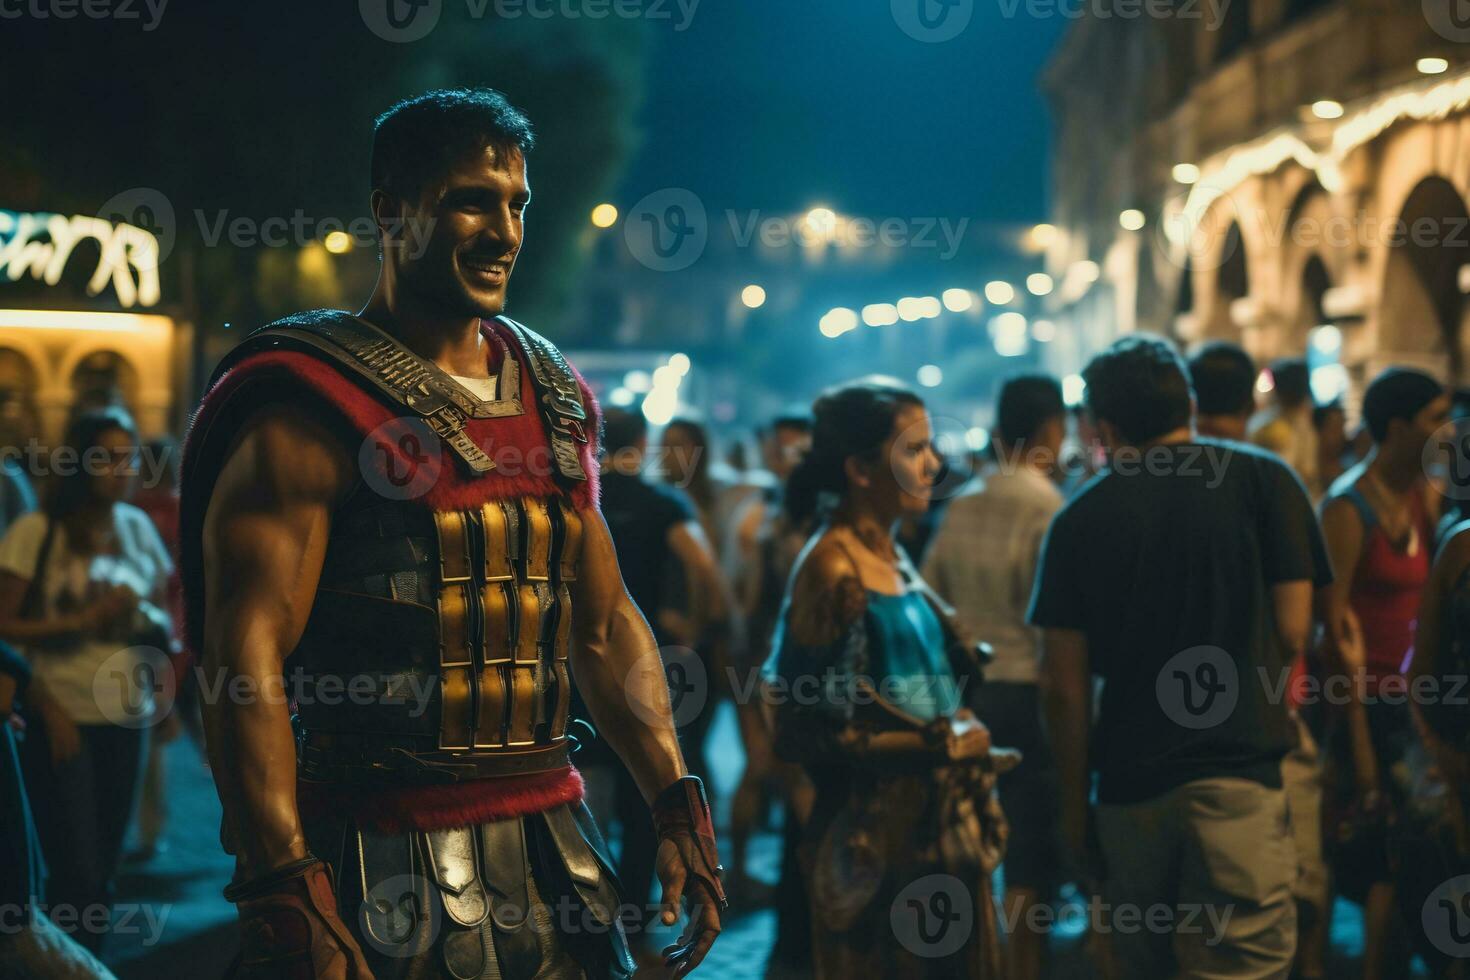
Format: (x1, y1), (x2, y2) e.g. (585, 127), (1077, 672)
(619, 1), (1068, 222)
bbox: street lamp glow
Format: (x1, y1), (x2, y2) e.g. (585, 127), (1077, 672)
(591, 203), (619, 228)
(917, 365), (943, 388)
(862, 303), (899, 327)
(1026, 273), (1054, 297)
(992, 312), (1028, 357)
(1027, 223), (1058, 251)
(804, 207), (838, 240)
(741, 284), (767, 309)
(1311, 100), (1344, 120)
(1172, 163), (1201, 185)
(941, 288), (974, 312)
(984, 280), (1015, 305)
(820, 307), (859, 337)
(897, 297), (925, 322)
(323, 231), (352, 254)
(1310, 324), (1342, 356)
(668, 353), (692, 376)
(1418, 57), (1450, 75)
(1119, 209), (1146, 231)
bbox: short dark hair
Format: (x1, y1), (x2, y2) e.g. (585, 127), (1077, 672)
(601, 408), (648, 454)
(1268, 357), (1311, 408)
(1082, 335), (1193, 445)
(372, 88), (535, 200)
(767, 413), (813, 437)
(1312, 400), (1345, 431)
(1188, 341), (1256, 418)
(1361, 368), (1442, 442)
(996, 374), (1065, 446)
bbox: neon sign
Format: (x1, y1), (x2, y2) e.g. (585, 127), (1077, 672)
(0, 209), (160, 309)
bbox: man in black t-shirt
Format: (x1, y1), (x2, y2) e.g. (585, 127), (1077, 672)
(579, 408), (726, 953)
(1029, 336), (1330, 980)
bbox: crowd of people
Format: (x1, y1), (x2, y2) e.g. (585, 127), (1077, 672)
(0, 333), (1465, 979)
(592, 338), (1466, 979)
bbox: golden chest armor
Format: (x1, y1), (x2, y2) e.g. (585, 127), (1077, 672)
(292, 488), (584, 785)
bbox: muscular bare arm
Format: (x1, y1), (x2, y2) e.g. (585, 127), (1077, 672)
(200, 405), (352, 879)
(569, 507), (687, 801)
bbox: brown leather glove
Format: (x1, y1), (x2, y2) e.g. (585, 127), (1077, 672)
(652, 775), (725, 977)
(224, 857), (374, 980)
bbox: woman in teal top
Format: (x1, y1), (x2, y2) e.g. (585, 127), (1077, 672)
(763, 379), (1012, 980)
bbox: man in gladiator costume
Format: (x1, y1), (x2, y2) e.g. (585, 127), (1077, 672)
(179, 89), (725, 979)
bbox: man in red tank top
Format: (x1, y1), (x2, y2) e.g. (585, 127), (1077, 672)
(1318, 367), (1448, 980)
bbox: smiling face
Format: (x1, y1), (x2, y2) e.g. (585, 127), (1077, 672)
(379, 143), (530, 318)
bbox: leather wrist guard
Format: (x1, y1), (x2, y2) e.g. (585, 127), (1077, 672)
(651, 775), (728, 909)
(224, 857), (371, 980)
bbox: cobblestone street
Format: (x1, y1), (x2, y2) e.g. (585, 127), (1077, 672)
(95, 703), (1407, 978)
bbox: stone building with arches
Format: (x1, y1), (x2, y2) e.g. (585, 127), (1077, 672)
(1042, 0), (1470, 412)
(0, 207), (184, 450)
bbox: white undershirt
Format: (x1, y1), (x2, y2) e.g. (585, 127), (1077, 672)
(451, 374), (498, 402)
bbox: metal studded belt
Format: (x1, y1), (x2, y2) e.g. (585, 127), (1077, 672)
(298, 731), (572, 785)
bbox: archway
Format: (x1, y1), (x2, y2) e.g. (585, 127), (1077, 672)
(0, 347), (41, 447)
(1379, 176), (1470, 380)
(1203, 222), (1250, 339)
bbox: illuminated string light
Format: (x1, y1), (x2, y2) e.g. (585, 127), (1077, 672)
(741, 284), (766, 309)
(862, 303), (899, 327)
(1174, 66), (1470, 242)
(1026, 273), (1054, 297)
(591, 203), (619, 228)
(985, 281), (1015, 305)
(941, 288), (974, 312)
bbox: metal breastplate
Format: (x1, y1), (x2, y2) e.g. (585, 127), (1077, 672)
(293, 483), (584, 785)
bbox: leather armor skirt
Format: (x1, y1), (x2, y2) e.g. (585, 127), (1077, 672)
(304, 802), (635, 979)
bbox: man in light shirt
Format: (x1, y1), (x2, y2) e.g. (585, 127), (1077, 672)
(922, 373), (1066, 980)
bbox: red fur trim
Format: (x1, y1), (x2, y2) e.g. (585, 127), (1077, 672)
(297, 765), (585, 834)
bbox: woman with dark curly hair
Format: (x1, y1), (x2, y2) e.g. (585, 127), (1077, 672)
(762, 377), (1012, 978)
